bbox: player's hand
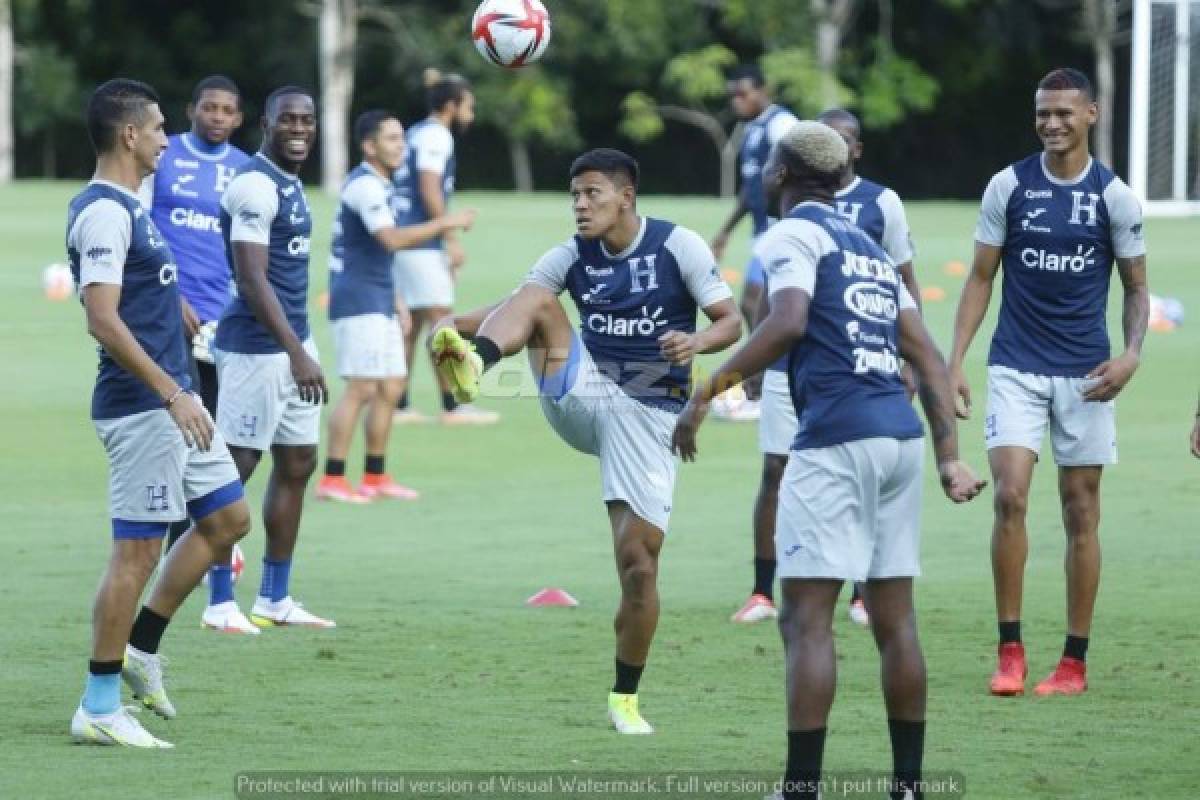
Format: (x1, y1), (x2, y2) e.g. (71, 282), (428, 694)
(950, 364), (971, 419)
(937, 459), (987, 503)
(1083, 351), (1140, 402)
(289, 350), (328, 405)
(180, 298), (201, 340)
(168, 392), (214, 452)
(671, 396), (711, 462)
(1190, 417), (1200, 459)
(900, 362), (918, 401)
(744, 371), (763, 403)
(445, 209), (476, 232)
(446, 238), (467, 271)
(658, 331), (699, 366)
(395, 301), (413, 337)
(710, 231), (729, 263)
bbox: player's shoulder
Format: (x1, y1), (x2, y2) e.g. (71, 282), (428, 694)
(224, 143), (252, 167)
(409, 120), (453, 150)
(223, 167), (278, 210)
(660, 221), (713, 262)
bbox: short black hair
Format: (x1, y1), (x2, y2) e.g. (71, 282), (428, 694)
(264, 85), (314, 117)
(191, 75), (241, 108)
(86, 78), (160, 154)
(569, 148), (640, 190)
(728, 64), (766, 88)
(1038, 68), (1095, 100)
(817, 108), (861, 137)
(354, 109), (396, 148)
(425, 71), (471, 113)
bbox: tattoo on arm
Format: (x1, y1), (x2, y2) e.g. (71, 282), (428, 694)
(1117, 255), (1149, 356)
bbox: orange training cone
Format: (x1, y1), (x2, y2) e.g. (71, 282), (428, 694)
(526, 588), (579, 607)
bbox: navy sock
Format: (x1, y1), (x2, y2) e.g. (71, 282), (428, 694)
(260, 558), (292, 602)
(473, 336), (502, 370)
(325, 459), (346, 477)
(1064, 635), (1089, 662)
(998, 619), (1021, 644)
(612, 658), (644, 695)
(753, 558), (776, 601)
(888, 719), (925, 800)
(784, 728), (826, 800)
(128, 606), (170, 655)
(396, 390), (409, 411)
(441, 391), (458, 412)
(364, 455), (385, 476)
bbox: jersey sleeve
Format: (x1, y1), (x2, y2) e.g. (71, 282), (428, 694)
(754, 219), (829, 297)
(524, 240), (578, 295)
(70, 198), (132, 287)
(877, 188), (915, 264)
(665, 226), (733, 308)
(412, 125), (454, 175)
(974, 167), (1017, 246)
(766, 110), (800, 147)
(343, 174), (395, 234)
(1103, 178), (1147, 259)
(898, 283), (918, 311)
(221, 172), (278, 245)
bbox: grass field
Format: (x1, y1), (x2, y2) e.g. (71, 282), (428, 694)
(1, 182), (1197, 799)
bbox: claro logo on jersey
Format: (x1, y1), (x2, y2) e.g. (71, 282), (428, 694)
(169, 208), (221, 233)
(586, 305), (667, 337)
(1020, 244), (1095, 273)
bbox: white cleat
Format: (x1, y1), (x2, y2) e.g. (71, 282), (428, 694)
(122, 645), (176, 719)
(607, 692), (655, 735)
(848, 598), (870, 627)
(71, 705), (173, 748)
(250, 596), (336, 629)
(201, 601), (261, 635)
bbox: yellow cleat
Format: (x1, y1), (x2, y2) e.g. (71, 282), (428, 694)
(430, 328), (483, 404)
(607, 692), (654, 735)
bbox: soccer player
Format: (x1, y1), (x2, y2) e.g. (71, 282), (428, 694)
(392, 70), (496, 425)
(429, 149), (741, 734)
(671, 121), (985, 800)
(1191, 390), (1200, 458)
(709, 64), (799, 421)
(732, 108), (921, 627)
(67, 79), (251, 747)
(316, 110), (475, 503)
(210, 86), (335, 629)
(948, 68), (1148, 697)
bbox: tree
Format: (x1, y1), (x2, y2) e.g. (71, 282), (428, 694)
(0, 0), (12, 183)
(317, 0), (356, 193)
(14, 42), (78, 176)
(1081, 0), (1121, 167)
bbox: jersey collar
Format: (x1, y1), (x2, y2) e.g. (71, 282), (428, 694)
(835, 176), (862, 197)
(1039, 152), (1093, 186)
(181, 132), (231, 161)
(599, 216), (647, 260)
(256, 152), (300, 183)
(89, 178), (141, 201)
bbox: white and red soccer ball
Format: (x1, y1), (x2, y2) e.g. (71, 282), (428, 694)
(472, 0), (551, 69)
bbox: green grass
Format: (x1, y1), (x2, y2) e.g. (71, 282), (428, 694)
(1, 182), (1197, 799)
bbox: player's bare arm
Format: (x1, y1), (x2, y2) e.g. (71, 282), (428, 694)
(1084, 254), (1148, 402)
(431, 299), (505, 341)
(375, 208), (476, 252)
(230, 240), (326, 404)
(82, 283), (213, 450)
(658, 298), (741, 366)
(180, 297), (202, 339)
(418, 169), (464, 270)
(948, 241), (1002, 418)
(711, 189), (749, 262)
(898, 307), (986, 503)
(1191, 390), (1200, 458)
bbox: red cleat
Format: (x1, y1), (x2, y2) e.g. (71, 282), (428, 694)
(358, 474), (419, 501)
(315, 475), (371, 504)
(989, 642), (1027, 696)
(1034, 657), (1088, 696)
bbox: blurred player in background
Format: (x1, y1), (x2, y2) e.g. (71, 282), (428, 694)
(317, 110), (474, 503)
(430, 149), (740, 735)
(391, 70), (497, 425)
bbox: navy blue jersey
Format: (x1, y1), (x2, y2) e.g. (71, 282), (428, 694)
(527, 218), (732, 413)
(976, 154), (1145, 377)
(215, 154), (313, 354)
(757, 202), (922, 450)
(739, 104), (799, 236)
(67, 181), (191, 419)
(143, 133), (249, 322)
(391, 118), (455, 252)
(329, 163), (397, 320)
(834, 176), (913, 265)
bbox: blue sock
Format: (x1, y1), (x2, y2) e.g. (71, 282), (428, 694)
(82, 672), (121, 716)
(259, 558), (292, 602)
(208, 564), (234, 605)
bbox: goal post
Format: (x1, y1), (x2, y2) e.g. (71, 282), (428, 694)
(1129, 0), (1200, 216)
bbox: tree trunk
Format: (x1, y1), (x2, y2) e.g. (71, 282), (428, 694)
(0, 0), (13, 183)
(656, 104), (730, 196)
(720, 123), (742, 198)
(319, 0), (356, 194)
(509, 137), (534, 192)
(811, 0), (857, 108)
(1083, 0), (1117, 167)
(42, 127), (55, 177)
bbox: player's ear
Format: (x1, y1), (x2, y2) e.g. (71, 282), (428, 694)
(232, 108), (245, 130)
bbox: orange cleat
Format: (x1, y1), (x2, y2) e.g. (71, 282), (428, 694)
(1034, 657), (1087, 696)
(315, 475), (371, 504)
(358, 474), (420, 501)
(989, 642), (1027, 696)
(730, 593), (778, 623)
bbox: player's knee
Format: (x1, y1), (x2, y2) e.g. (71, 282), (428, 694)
(993, 483), (1029, 522)
(114, 542), (161, 585)
(777, 601), (829, 642)
(278, 448), (318, 482)
(761, 455), (786, 491)
(618, 555), (658, 600)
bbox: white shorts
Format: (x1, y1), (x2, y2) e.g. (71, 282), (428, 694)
(758, 369), (797, 456)
(776, 436), (924, 582)
(94, 407), (242, 533)
(332, 313), (407, 379)
(393, 249), (453, 310)
(985, 365), (1117, 466)
(214, 338), (322, 451)
(538, 338), (677, 533)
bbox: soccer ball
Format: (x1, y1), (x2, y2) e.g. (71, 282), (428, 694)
(471, 0), (551, 68)
(42, 263), (75, 301)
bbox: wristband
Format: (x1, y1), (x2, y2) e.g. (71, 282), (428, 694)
(165, 387), (185, 408)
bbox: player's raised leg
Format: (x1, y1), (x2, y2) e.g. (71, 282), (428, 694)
(988, 445), (1037, 696)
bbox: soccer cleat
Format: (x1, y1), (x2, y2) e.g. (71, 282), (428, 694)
(1034, 657), (1088, 696)
(122, 646), (176, 719)
(848, 598), (870, 627)
(391, 407), (433, 425)
(201, 601), (261, 635)
(315, 475), (371, 504)
(711, 388), (760, 422)
(250, 596), (337, 629)
(430, 327), (483, 404)
(607, 692), (654, 735)
(731, 593), (778, 623)
(440, 403), (500, 426)
(358, 474), (420, 501)
(989, 642), (1028, 697)
(70, 705), (173, 748)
